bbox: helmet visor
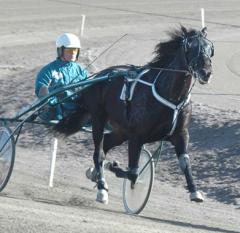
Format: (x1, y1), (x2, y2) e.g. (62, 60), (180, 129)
(64, 48), (79, 54)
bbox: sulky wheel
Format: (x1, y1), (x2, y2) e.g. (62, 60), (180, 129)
(0, 126), (15, 192)
(122, 148), (154, 214)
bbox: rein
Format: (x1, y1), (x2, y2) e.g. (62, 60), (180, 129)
(147, 67), (189, 74)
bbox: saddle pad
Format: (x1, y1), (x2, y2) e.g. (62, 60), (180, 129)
(120, 69), (149, 101)
(120, 81), (137, 101)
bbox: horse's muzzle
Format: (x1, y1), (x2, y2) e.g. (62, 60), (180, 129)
(198, 68), (213, 84)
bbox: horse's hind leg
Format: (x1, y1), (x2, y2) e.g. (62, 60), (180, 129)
(170, 130), (204, 202)
(88, 132), (127, 181)
(90, 115), (109, 204)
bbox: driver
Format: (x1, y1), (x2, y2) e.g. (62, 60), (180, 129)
(35, 33), (88, 123)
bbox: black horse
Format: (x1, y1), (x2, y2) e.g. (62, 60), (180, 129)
(56, 26), (214, 204)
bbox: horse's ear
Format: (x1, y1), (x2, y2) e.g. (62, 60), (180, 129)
(180, 25), (188, 36)
(201, 27), (208, 37)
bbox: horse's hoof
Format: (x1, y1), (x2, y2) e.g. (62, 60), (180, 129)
(86, 167), (97, 182)
(96, 189), (109, 204)
(190, 191), (204, 202)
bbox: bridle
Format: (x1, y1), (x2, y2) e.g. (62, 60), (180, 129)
(181, 33), (214, 83)
(148, 33), (214, 83)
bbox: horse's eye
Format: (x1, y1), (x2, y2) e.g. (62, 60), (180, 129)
(189, 40), (198, 47)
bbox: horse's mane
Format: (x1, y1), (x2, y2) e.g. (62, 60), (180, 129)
(149, 26), (198, 67)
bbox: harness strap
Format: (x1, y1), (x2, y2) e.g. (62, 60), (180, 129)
(121, 68), (191, 136)
(133, 69), (191, 136)
(120, 69), (150, 101)
(152, 84), (191, 135)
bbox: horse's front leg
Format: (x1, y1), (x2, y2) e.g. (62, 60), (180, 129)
(90, 117), (109, 204)
(170, 129), (203, 202)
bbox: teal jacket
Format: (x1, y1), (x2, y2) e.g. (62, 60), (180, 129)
(35, 59), (88, 121)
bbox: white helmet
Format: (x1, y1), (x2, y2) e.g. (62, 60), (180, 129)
(56, 33), (81, 59)
(56, 33), (81, 48)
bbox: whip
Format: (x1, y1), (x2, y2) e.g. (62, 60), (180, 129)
(86, 33), (128, 69)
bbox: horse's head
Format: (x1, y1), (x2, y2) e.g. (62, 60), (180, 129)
(182, 27), (214, 84)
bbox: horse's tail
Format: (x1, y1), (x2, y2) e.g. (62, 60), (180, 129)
(53, 107), (91, 136)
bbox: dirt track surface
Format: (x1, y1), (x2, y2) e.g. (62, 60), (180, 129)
(0, 0), (240, 232)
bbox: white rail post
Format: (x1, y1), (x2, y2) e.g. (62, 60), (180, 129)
(49, 137), (58, 187)
(81, 14), (86, 37)
(201, 8), (205, 28)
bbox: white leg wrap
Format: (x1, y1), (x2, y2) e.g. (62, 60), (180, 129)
(96, 178), (109, 204)
(96, 189), (109, 204)
(190, 191), (204, 202)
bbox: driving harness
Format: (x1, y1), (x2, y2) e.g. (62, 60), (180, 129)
(119, 67), (191, 136)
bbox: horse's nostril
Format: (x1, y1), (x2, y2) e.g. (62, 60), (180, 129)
(206, 71), (212, 78)
(202, 69), (212, 78)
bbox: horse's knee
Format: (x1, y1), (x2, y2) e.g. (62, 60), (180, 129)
(178, 153), (190, 172)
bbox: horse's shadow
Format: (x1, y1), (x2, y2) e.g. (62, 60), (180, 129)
(150, 107), (240, 206)
(189, 112), (240, 206)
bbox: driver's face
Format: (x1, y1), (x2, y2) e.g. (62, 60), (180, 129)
(62, 48), (79, 62)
